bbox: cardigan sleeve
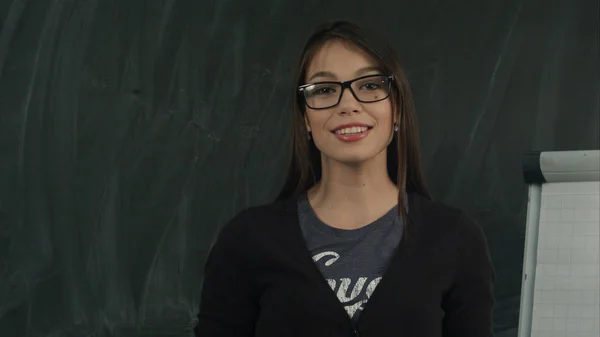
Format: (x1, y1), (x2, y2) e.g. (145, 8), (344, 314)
(442, 213), (496, 337)
(194, 210), (258, 337)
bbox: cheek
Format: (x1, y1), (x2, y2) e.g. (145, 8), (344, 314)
(305, 111), (330, 133)
(306, 115), (334, 150)
(373, 103), (395, 127)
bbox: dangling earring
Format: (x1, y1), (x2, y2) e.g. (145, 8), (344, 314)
(393, 123), (399, 132)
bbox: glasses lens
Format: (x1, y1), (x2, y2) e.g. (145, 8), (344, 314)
(351, 75), (390, 103)
(302, 83), (342, 109)
(300, 75), (391, 109)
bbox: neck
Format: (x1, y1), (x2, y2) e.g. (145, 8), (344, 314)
(308, 152), (399, 213)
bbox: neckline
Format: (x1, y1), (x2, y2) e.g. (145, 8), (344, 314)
(297, 192), (399, 238)
(280, 192), (425, 329)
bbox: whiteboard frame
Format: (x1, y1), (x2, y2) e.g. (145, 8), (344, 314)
(517, 149), (600, 337)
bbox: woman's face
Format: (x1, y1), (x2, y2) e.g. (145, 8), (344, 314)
(303, 40), (396, 165)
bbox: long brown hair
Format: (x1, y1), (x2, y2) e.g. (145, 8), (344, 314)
(277, 20), (431, 224)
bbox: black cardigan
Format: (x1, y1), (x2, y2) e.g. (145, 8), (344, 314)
(195, 193), (495, 337)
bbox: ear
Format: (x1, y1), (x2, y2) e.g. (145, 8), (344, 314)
(304, 114), (311, 132)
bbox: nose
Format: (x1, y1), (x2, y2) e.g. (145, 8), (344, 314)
(336, 86), (360, 115)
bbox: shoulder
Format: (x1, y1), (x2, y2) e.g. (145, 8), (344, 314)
(408, 193), (494, 285)
(212, 200), (290, 248)
(409, 192), (463, 221)
(408, 193), (489, 249)
(223, 200), (287, 230)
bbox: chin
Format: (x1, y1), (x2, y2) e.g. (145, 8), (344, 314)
(323, 149), (380, 166)
(315, 138), (389, 166)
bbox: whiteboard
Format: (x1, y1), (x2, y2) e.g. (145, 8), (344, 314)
(518, 150), (600, 337)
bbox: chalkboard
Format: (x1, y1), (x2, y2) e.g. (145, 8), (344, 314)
(0, 0), (598, 336)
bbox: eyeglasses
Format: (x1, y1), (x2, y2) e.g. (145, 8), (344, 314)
(298, 74), (394, 110)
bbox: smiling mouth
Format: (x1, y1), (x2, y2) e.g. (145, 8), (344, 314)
(332, 126), (373, 135)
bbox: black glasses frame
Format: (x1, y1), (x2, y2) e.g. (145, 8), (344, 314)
(298, 74), (395, 110)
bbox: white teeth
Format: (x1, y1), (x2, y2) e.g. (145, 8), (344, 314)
(334, 126), (369, 135)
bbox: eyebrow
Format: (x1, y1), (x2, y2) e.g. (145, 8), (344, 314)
(307, 71), (336, 82)
(306, 66), (384, 82)
(355, 66), (383, 77)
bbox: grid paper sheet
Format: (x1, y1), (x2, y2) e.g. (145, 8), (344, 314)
(531, 181), (600, 337)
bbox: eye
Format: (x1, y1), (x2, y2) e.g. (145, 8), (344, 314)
(360, 82), (381, 90)
(310, 85), (337, 96)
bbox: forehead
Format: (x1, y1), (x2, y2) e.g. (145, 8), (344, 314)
(305, 40), (380, 80)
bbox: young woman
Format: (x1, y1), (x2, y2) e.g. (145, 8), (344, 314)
(195, 20), (495, 337)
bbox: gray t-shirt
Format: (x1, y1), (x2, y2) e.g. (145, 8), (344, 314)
(297, 194), (403, 322)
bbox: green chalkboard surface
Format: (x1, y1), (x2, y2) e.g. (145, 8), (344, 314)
(0, 0), (598, 336)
